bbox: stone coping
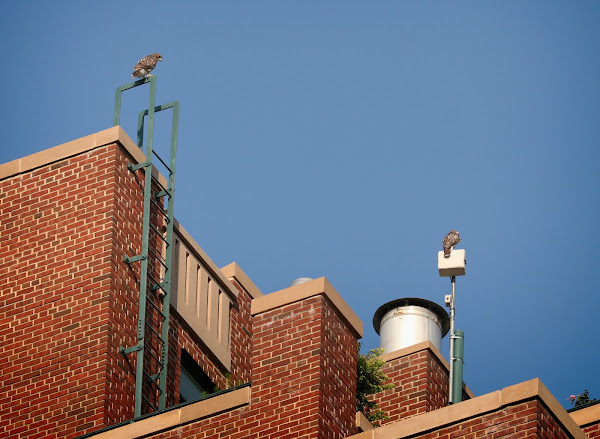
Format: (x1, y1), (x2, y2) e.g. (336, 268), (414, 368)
(0, 126), (166, 188)
(348, 378), (585, 439)
(221, 262), (263, 299)
(251, 277), (363, 338)
(84, 386), (250, 438)
(0, 126), (247, 302)
(570, 402), (600, 428)
(0, 125), (242, 303)
(380, 340), (475, 399)
(356, 411), (375, 432)
(173, 218), (237, 300)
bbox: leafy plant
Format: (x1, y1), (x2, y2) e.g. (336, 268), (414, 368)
(357, 343), (395, 427)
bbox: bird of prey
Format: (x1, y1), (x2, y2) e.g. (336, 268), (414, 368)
(443, 230), (461, 258)
(132, 53), (162, 79)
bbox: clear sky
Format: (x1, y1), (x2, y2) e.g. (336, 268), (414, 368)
(2, 1), (598, 409)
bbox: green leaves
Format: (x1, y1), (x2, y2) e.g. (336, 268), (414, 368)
(357, 343), (395, 427)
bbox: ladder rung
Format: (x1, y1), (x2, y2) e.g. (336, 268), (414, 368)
(149, 196), (170, 220)
(145, 293), (167, 320)
(142, 393), (158, 411)
(149, 222), (169, 245)
(148, 272), (167, 291)
(152, 282), (167, 293)
(145, 320), (165, 343)
(152, 150), (173, 175)
(142, 373), (164, 394)
(148, 247), (168, 270)
(150, 173), (169, 196)
(144, 343), (162, 366)
(150, 373), (165, 384)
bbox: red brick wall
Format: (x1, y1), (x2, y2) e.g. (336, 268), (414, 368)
(372, 349), (448, 425)
(104, 143), (144, 425)
(0, 145), (119, 438)
(370, 346), (474, 426)
(537, 401), (572, 439)
(163, 278), (253, 408)
(146, 294), (359, 439)
(250, 295), (328, 438)
(0, 142), (246, 438)
(583, 422), (600, 439)
(318, 295), (358, 439)
(410, 400), (571, 439)
(228, 278), (253, 385)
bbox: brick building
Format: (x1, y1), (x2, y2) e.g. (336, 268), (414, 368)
(1, 126), (599, 438)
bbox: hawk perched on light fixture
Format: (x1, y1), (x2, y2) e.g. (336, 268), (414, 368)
(443, 230), (461, 258)
(132, 53), (162, 79)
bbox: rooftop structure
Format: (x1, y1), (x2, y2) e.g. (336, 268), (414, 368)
(1, 122), (598, 438)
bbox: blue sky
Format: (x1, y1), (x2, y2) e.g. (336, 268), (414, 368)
(2, 1), (598, 409)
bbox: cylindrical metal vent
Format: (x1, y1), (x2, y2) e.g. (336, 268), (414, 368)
(373, 298), (450, 353)
(289, 277), (314, 287)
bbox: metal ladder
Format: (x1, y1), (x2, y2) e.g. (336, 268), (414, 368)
(114, 76), (180, 418)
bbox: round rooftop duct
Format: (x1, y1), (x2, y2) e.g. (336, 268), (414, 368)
(289, 277), (314, 287)
(373, 298), (450, 353)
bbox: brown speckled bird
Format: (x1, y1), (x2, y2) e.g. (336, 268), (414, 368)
(443, 230), (461, 258)
(132, 53), (162, 79)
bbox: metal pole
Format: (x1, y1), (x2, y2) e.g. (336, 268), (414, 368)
(133, 76), (157, 418)
(157, 100), (178, 410)
(451, 329), (464, 403)
(448, 275), (456, 404)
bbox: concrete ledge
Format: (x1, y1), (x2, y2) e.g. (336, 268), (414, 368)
(221, 262), (263, 299)
(356, 411), (374, 432)
(349, 378), (585, 439)
(380, 341), (475, 399)
(0, 126), (168, 188)
(89, 386), (250, 438)
(570, 403), (600, 428)
(0, 126), (138, 179)
(251, 277), (363, 338)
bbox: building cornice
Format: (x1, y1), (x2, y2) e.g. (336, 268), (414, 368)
(570, 402), (600, 428)
(221, 262), (263, 299)
(251, 277), (363, 338)
(84, 386), (250, 439)
(349, 378), (585, 439)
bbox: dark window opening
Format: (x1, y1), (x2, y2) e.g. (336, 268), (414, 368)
(179, 349), (217, 403)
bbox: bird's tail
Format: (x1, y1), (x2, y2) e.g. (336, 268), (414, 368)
(444, 248), (451, 258)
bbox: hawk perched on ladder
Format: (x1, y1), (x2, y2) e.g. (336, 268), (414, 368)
(132, 53), (162, 79)
(443, 230), (461, 258)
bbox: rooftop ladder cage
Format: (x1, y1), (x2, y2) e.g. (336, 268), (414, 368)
(114, 75), (180, 418)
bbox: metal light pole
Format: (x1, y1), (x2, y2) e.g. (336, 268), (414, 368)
(448, 275), (456, 403)
(438, 245), (466, 405)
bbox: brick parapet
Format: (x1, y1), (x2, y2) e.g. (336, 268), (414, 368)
(371, 341), (473, 425)
(570, 403), (600, 439)
(0, 131), (244, 437)
(250, 280), (360, 438)
(349, 378), (585, 439)
(120, 279), (362, 439)
(0, 143), (121, 437)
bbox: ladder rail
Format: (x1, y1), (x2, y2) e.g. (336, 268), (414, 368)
(116, 77), (179, 418)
